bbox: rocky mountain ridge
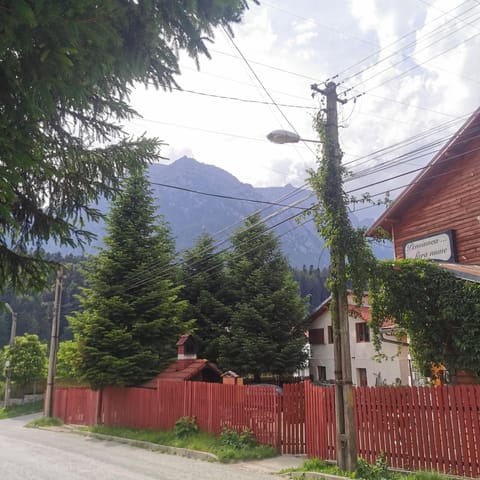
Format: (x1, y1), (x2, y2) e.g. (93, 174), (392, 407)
(50, 156), (393, 267)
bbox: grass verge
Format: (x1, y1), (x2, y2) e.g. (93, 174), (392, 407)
(0, 400), (43, 419)
(283, 458), (455, 480)
(27, 416), (64, 428)
(86, 425), (278, 462)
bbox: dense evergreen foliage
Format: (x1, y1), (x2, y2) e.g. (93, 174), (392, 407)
(69, 172), (191, 389)
(218, 214), (309, 381)
(0, 0), (254, 292)
(179, 234), (230, 363)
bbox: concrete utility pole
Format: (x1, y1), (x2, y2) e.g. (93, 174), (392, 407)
(44, 267), (63, 417)
(312, 81), (357, 471)
(3, 303), (17, 407)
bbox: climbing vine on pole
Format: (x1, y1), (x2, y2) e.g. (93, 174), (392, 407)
(307, 112), (376, 303)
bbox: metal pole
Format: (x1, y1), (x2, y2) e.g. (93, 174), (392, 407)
(44, 268), (63, 417)
(3, 303), (17, 408)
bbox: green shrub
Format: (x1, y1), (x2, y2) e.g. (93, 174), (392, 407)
(220, 426), (257, 449)
(356, 453), (399, 480)
(173, 416), (199, 438)
(303, 458), (330, 471)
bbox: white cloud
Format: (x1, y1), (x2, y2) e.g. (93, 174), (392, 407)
(122, 0), (480, 205)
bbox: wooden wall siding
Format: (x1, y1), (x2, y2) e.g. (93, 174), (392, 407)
(52, 383), (480, 477)
(393, 147), (480, 263)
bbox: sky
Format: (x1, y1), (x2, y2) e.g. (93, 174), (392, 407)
(124, 0), (480, 205)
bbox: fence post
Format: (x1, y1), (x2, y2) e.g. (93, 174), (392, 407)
(96, 388), (103, 426)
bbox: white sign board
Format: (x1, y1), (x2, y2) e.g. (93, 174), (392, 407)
(404, 231), (455, 262)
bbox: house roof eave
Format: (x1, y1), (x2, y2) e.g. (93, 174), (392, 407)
(366, 107), (480, 237)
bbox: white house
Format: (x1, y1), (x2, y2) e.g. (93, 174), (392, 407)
(308, 294), (411, 386)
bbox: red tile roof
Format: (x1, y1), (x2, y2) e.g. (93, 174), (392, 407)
(176, 334), (192, 346)
(143, 359), (223, 388)
(158, 359), (207, 381)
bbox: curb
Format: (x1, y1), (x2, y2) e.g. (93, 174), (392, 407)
(286, 473), (345, 480)
(39, 425), (218, 463)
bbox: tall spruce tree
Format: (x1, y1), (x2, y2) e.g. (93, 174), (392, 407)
(0, 0), (254, 292)
(70, 171), (190, 389)
(179, 234), (230, 363)
(218, 214), (309, 381)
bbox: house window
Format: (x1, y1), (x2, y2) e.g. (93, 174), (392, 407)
(309, 328), (325, 345)
(317, 366), (327, 382)
(357, 368), (368, 387)
(327, 325), (334, 344)
(355, 322), (370, 342)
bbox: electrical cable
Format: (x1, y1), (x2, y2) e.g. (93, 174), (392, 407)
(149, 181), (307, 209)
(128, 127), (480, 289)
(345, 22), (480, 100)
(326, 0), (475, 83)
(339, 2), (480, 92)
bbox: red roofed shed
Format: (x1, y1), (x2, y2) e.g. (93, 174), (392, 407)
(143, 334), (222, 388)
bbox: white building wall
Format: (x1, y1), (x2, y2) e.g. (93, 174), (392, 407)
(309, 305), (410, 387)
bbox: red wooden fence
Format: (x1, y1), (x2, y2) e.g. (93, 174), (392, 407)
(282, 383), (306, 454)
(52, 382), (480, 477)
(354, 386), (480, 478)
(53, 386), (100, 425)
(304, 381), (336, 460)
(54, 381), (283, 449)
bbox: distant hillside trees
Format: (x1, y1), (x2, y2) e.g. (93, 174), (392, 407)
(217, 214), (309, 381)
(69, 171), (191, 389)
(0, 254), (86, 347)
(292, 265), (329, 312)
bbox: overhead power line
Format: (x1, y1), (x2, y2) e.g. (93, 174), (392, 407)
(171, 87), (316, 110)
(129, 124), (480, 289)
(149, 180), (307, 209)
(337, 0), (479, 88)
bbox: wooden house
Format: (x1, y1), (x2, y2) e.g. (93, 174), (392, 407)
(366, 107), (480, 282)
(366, 108), (480, 384)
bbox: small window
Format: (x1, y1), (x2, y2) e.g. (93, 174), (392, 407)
(309, 328), (325, 345)
(355, 322), (370, 342)
(357, 368), (368, 387)
(317, 366), (327, 382)
(327, 325), (334, 344)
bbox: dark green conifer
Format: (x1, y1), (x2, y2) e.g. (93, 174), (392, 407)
(179, 234), (230, 363)
(218, 214), (309, 381)
(70, 171), (190, 389)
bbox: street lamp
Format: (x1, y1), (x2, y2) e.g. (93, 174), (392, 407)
(3, 302), (17, 407)
(267, 129), (320, 144)
(267, 83), (358, 472)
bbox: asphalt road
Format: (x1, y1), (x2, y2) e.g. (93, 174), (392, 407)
(0, 414), (283, 480)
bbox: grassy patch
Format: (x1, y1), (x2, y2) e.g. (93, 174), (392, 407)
(27, 416), (64, 428)
(284, 458), (455, 480)
(0, 400), (43, 419)
(87, 425), (278, 462)
(281, 458), (356, 478)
